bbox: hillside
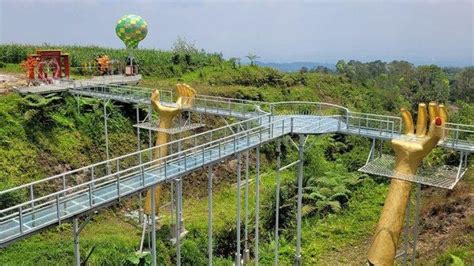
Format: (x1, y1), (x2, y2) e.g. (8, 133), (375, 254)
(0, 44), (472, 265)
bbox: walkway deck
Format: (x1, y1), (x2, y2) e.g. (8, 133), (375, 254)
(14, 75), (141, 94)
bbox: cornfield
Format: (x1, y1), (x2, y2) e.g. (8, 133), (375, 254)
(0, 44), (226, 78)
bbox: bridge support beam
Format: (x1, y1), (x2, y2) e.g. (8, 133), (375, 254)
(72, 215), (92, 266)
(235, 152), (242, 266)
(73, 218), (80, 266)
(274, 138), (282, 266)
(208, 165), (213, 266)
(243, 150), (250, 264)
(295, 134), (305, 266)
(175, 178), (182, 266)
(255, 146), (261, 264)
(396, 183), (421, 266)
(150, 184), (158, 266)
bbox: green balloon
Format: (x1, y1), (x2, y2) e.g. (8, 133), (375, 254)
(115, 14), (148, 49)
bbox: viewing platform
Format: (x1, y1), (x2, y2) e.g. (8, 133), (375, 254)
(14, 74), (142, 95)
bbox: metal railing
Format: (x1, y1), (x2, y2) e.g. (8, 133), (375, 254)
(0, 115), (294, 244)
(0, 114), (269, 213)
(269, 101), (349, 116)
(344, 112), (402, 139)
(71, 84), (173, 104)
(441, 123), (474, 151)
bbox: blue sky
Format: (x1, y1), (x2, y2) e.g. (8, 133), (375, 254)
(0, 0), (472, 66)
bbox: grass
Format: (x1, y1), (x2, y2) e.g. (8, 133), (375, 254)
(0, 63), (23, 74)
(0, 210), (141, 265)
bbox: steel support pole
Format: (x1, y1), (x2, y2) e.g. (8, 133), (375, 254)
(411, 183), (421, 265)
(104, 100), (110, 174)
(243, 150), (250, 263)
(170, 181), (175, 237)
(255, 146), (261, 265)
(73, 217), (80, 266)
(208, 166), (213, 266)
(274, 138), (282, 266)
(150, 185), (157, 266)
(235, 152), (242, 266)
(175, 178), (182, 266)
(295, 135), (305, 266)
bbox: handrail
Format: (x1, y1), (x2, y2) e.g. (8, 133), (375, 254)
(269, 101), (349, 113)
(0, 116), (290, 214)
(0, 114), (270, 196)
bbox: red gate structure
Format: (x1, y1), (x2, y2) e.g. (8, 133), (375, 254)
(23, 50), (70, 84)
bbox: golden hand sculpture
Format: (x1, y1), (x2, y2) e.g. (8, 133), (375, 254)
(144, 84), (197, 216)
(367, 103), (447, 265)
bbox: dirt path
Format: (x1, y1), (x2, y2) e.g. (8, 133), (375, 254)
(0, 73), (26, 93)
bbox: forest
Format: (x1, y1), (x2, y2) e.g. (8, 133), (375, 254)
(0, 43), (472, 265)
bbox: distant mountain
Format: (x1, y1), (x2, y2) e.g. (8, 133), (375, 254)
(255, 61), (335, 72)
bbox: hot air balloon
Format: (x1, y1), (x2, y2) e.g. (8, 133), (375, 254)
(115, 14), (148, 49)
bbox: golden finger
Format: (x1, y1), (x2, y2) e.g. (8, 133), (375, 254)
(439, 104), (448, 124)
(401, 108), (414, 135)
(415, 103), (428, 136)
(428, 102), (439, 123)
(176, 84), (183, 96)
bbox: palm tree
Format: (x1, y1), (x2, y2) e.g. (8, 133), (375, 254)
(246, 53), (260, 66)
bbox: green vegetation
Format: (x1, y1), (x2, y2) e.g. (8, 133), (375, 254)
(0, 43), (472, 264)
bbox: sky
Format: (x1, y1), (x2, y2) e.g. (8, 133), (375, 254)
(0, 0), (473, 66)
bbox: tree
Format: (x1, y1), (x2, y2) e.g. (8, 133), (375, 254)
(246, 53), (260, 66)
(228, 57), (240, 69)
(411, 65), (450, 107)
(452, 67), (474, 102)
(172, 36), (198, 54)
(336, 60), (346, 74)
(300, 66), (308, 73)
(312, 66), (334, 74)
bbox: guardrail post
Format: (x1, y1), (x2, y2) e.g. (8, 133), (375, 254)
(19, 206), (23, 234)
(219, 142), (222, 158)
(358, 117), (361, 134)
(455, 125), (459, 146)
(56, 194), (61, 224)
(290, 117), (294, 134)
(62, 174), (66, 196)
(116, 160), (121, 200)
(29, 185), (34, 209)
(234, 136), (237, 152)
(86, 181), (92, 206)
